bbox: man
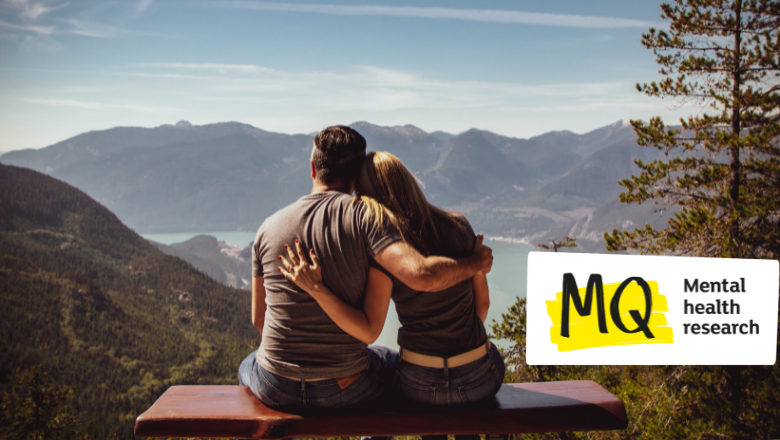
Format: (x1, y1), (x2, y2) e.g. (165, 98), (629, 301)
(238, 125), (493, 411)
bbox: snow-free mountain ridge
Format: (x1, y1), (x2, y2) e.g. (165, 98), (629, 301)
(0, 119), (668, 251)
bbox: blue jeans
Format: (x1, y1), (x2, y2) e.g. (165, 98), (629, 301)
(394, 343), (505, 440)
(238, 345), (399, 413)
(393, 342), (505, 406)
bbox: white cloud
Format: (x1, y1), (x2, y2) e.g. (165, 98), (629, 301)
(61, 18), (122, 38)
(139, 62), (275, 73)
(118, 63), (635, 114)
(215, 2), (658, 29)
(0, 18), (54, 34)
(20, 2), (64, 20)
(514, 101), (670, 112)
(137, 0), (153, 12)
(1, 0), (64, 21)
(118, 72), (219, 80)
(17, 97), (178, 113)
(0, 1), (174, 44)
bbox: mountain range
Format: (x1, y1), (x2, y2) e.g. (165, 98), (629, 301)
(0, 119), (671, 252)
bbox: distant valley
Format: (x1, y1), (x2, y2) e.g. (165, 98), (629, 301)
(0, 119), (673, 253)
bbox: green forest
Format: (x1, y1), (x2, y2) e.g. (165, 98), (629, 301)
(0, 164), (258, 438)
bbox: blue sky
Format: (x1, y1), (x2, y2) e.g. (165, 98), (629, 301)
(0, 0), (695, 152)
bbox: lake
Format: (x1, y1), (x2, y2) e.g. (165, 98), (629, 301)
(141, 232), (532, 349)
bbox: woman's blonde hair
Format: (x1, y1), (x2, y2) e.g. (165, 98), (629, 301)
(355, 151), (463, 256)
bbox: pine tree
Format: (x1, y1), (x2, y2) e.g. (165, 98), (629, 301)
(536, 236), (578, 252)
(603, 1), (780, 438)
(604, 0), (779, 259)
(0, 366), (82, 440)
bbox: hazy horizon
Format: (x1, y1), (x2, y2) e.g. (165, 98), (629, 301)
(0, 0), (697, 154)
(1, 117), (637, 153)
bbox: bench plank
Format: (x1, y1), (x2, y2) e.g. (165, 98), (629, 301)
(134, 381), (628, 439)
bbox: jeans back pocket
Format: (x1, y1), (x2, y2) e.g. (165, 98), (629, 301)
(394, 370), (436, 405)
(457, 364), (501, 404)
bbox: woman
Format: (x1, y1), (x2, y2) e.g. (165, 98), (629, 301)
(279, 151), (505, 418)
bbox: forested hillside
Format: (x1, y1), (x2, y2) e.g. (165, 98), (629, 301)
(0, 164), (257, 438)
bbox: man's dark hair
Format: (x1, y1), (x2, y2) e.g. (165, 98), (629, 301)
(312, 125), (366, 185)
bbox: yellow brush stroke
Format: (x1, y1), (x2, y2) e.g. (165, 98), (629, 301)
(546, 280), (674, 352)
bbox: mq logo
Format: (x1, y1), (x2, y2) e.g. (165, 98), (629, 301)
(546, 274), (674, 352)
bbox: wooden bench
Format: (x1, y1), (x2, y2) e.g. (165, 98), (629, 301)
(134, 381), (628, 439)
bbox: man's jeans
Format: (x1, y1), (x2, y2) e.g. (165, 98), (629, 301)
(393, 342), (506, 440)
(238, 345), (399, 413)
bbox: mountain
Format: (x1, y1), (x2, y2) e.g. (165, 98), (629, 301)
(527, 135), (664, 211)
(4, 125), (314, 232)
(0, 119), (666, 251)
(0, 121), (268, 173)
(529, 119), (636, 158)
(349, 121), (448, 173)
(149, 235), (252, 289)
(543, 197), (674, 253)
(421, 129), (542, 206)
(430, 131), (456, 142)
(478, 130), (583, 181)
(1, 121), (540, 233)
(0, 164), (256, 438)
(443, 131), (667, 251)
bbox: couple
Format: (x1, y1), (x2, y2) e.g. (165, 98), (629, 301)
(238, 125), (505, 422)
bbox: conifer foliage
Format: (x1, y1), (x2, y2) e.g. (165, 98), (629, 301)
(604, 0), (780, 258)
(0, 366), (82, 440)
(490, 2), (779, 439)
(591, 1), (780, 438)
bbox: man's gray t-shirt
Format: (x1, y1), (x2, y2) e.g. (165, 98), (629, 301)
(253, 191), (402, 379)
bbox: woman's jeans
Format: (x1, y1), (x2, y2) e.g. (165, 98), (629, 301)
(238, 345), (399, 413)
(393, 342), (506, 440)
(393, 342), (505, 405)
